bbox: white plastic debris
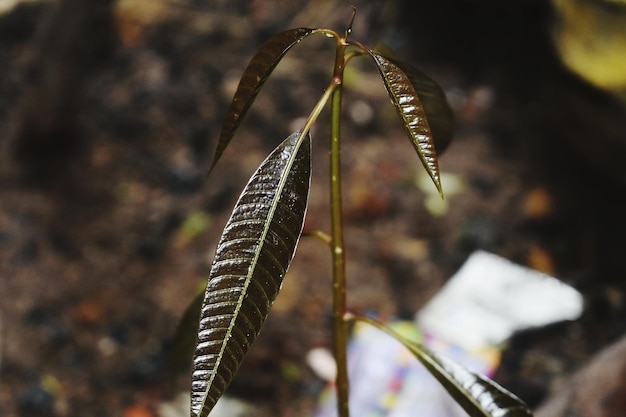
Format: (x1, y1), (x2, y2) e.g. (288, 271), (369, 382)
(416, 250), (584, 350)
(313, 250), (584, 417)
(313, 321), (474, 417)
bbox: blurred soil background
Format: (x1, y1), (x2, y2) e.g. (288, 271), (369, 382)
(1, 0), (626, 416)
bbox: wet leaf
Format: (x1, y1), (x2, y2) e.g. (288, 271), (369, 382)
(210, 28), (321, 173)
(372, 45), (453, 155)
(354, 316), (534, 417)
(391, 61), (453, 155)
(368, 50), (444, 196)
(191, 131), (312, 417)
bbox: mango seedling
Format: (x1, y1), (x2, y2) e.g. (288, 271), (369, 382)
(187, 11), (533, 417)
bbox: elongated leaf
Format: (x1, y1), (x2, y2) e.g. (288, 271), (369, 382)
(192, 131), (312, 417)
(369, 50), (444, 196)
(353, 316), (534, 417)
(168, 287), (204, 378)
(391, 61), (453, 155)
(210, 28), (321, 173)
(372, 46), (453, 155)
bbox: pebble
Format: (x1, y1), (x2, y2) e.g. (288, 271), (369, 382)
(97, 336), (119, 357)
(349, 99), (374, 126)
(305, 347), (336, 382)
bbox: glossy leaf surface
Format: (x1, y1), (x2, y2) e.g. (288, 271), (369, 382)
(369, 50), (444, 196)
(191, 131), (311, 417)
(372, 46), (453, 155)
(210, 28), (320, 173)
(356, 316), (534, 417)
(390, 59), (453, 156)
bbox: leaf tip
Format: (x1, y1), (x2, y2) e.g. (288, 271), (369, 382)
(206, 160), (217, 178)
(436, 181), (444, 200)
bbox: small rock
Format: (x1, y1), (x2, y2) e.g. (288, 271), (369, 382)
(306, 347), (336, 382)
(349, 99), (374, 126)
(97, 336), (119, 357)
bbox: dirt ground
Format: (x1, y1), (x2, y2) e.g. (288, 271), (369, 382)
(1, 1), (626, 416)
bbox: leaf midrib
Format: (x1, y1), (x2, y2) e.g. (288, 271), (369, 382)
(198, 132), (307, 416)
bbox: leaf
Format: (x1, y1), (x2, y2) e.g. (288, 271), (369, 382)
(191, 131), (312, 417)
(353, 316), (534, 417)
(168, 287), (204, 378)
(392, 61), (453, 155)
(413, 346), (534, 417)
(210, 28), (321, 173)
(372, 45), (453, 156)
(368, 50), (445, 196)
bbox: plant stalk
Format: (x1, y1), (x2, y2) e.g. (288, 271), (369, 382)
(329, 39), (350, 417)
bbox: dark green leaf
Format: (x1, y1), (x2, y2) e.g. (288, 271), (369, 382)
(368, 50), (444, 196)
(353, 316), (534, 417)
(210, 28), (321, 173)
(191, 131), (312, 417)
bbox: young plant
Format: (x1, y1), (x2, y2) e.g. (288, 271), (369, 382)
(188, 13), (533, 417)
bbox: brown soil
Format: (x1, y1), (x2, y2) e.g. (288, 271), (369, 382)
(1, 1), (626, 416)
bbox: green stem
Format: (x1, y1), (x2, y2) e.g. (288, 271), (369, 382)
(329, 39), (350, 417)
(302, 229), (333, 245)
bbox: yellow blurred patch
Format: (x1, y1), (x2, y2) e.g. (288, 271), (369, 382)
(552, 0), (626, 94)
